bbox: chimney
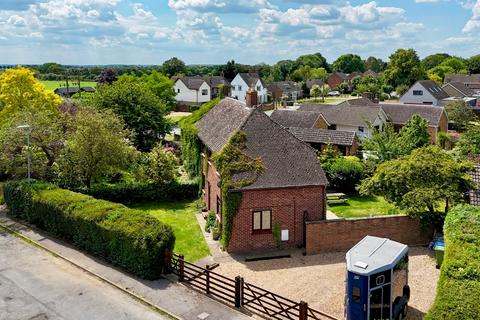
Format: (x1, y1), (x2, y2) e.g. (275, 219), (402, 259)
(246, 87), (258, 108)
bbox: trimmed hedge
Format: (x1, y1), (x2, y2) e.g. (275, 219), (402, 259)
(85, 180), (199, 204)
(3, 181), (175, 279)
(425, 205), (480, 320)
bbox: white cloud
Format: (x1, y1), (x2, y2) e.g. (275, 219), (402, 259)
(167, 0), (274, 13)
(463, 0), (480, 32)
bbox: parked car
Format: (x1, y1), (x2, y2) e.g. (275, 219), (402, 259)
(328, 91), (341, 97)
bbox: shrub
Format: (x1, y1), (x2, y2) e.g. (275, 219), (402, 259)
(425, 205), (480, 320)
(326, 157), (364, 193)
(85, 180), (199, 204)
(204, 210), (216, 232)
(4, 180), (175, 279)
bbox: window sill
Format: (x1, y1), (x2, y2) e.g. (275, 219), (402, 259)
(252, 230), (272, 235)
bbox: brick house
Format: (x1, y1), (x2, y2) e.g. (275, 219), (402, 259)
(380, 103), (448, 144)
(327, 72), (349, 89)
(270, 109), (359, 155)
(196, 97), (328, 253)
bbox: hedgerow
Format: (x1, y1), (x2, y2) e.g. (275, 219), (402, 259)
(84, 180), (198, 204)
(3, 180), (175, 279)
(424, 205), (480, 320)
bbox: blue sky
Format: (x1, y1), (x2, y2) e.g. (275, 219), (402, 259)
(0, 0), (479, 65)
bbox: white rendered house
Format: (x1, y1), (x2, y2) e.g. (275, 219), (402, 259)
(230, 73), (268, 104)
(400, 80), (449, 106)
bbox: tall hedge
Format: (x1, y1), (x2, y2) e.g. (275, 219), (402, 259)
(425, 205), (480, 320)
(85, 180), (199, 204)
(3, 181), (175, 279)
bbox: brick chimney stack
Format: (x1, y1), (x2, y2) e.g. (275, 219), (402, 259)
(246, 87), (258, 108)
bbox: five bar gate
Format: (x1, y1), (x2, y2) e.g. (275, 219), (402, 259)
(167, 253), (339, 320)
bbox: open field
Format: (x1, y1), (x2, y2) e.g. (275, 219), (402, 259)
(40, 80), (97, 91)
(328, 194), (402, 218)
(215, 247), (439, 319)
(129, 200), (210, 262)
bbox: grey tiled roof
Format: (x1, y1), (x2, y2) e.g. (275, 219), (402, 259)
(469, 166), (480, 206)
(238, 73), (266, 88)
(298, 102), (383, 127)
(442, 82), (475, 97)
(306, 79), (324, 89)
(380, 103), (445, 127)
(288, 127), (356, 146)
(417, 80), (449, 100)
(177, 77), (207, 90)
(444, 74), (480, 84)
(270, 109), (323, 128)
(196, 98), (328, 190)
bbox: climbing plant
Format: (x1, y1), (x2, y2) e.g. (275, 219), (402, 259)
(212, 131), (263, 248)
(179, 98), (220, 178)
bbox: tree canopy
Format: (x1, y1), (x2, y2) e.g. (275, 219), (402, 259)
(332, 54), (366, 73)
(383, 49), (426, 89)
(455, 124), (480, 156)
(364, 56), (386, 72)
(468, 54), (480, 73)
(0, 67), (62, 122)
(446, 100), (477, 132)
(422, 53), (451, 71)
(162, 57), (187, 77)
(359, 146), (474, 215)
(90, 76), (171, 151)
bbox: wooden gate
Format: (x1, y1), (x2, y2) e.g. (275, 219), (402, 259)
(168, 253), (338, 320)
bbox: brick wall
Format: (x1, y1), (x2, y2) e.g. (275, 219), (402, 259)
(228, 186), (326, 253)
(204, 159), (222, 220)
(306, 215), (433, 254)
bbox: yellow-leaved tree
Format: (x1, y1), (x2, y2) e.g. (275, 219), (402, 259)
(0, 67), (62, 122)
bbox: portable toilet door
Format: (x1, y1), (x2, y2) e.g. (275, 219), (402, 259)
(347, 272), (368, 320)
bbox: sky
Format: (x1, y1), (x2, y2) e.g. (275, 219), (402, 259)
(0, 0), (479, 65)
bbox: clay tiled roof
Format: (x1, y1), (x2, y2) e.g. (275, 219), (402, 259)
(288, 127), (356, 146)
(196, 98), (328, 190)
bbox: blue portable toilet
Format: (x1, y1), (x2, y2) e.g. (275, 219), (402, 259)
(346, 236), (410, 320)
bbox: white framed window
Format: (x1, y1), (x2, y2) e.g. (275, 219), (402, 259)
(358, 126), (365, 133)
(238, 85), (242, 91)
(256, 85), (261, 91)
(253, 210), (272, 231)
(413, 90), (423, 96)
(177, 89), (180, 93)
(201, 89), (208, 96)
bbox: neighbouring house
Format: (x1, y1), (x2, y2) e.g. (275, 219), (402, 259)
(327, 72), (349, 89)
(174, 76), (230, 105)
(380, 103), (448, 144)
(230, 73), (268, 104)
(306, 79), (325, 90)
(54, 86), (96, 97)
(298, 99), (389, 139)
(196, 97), (328, 253)
(268, 81), (303, 101)
(441, 82), (479, 108)
(400, 80), (449, 106)
(270, 109), (359, 155)
(444, 74), (480, 93)
(362, 70), (379, 78)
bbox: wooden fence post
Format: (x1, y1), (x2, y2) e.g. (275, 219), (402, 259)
(235, 276), (244, 308)
(163, 250), (172, 275)
(299, 301), (308, 320)
(206, 264), (210, 294)
(179, 254), (185, 282)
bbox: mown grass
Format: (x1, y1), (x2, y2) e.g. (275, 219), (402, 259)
(297, 95), (354, 104)
(40, 80), (97, 91)
(328, 194), (402, 218)
(129, 200), (210, 262)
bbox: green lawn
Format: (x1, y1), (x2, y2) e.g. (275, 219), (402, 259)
(328, 195), (402, 218)
(297, 95), (354, 104)
(40, 80), (97, 91)
(129, 200), (210, 262)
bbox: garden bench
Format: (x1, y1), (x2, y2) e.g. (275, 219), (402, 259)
(327, 193), (348, 204)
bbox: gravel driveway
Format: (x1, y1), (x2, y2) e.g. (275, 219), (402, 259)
(214, 247), (439, 319)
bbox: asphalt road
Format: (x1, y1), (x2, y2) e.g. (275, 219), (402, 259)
(0, 229), (168, 320)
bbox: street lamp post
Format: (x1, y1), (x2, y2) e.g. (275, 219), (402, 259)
(17, 125), (32, 184)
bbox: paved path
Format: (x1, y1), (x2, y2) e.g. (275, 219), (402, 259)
(0, 229), (167, 320)
(0, 208), (253, 320)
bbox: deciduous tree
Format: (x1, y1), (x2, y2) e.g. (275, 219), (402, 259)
(162, 57), (187, 78)
(332, 54), (366, 73)
(446, 100), (477, 132)
(383, 49), (426, 88)
(359, 146), (474, 215)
